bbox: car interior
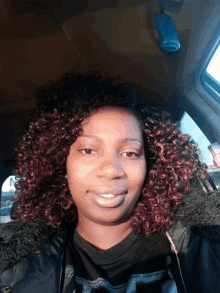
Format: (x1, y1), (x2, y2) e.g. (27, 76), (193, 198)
(1, 0), (220, 224)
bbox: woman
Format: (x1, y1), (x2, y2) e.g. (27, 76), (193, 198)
(0, 71), (220, 293)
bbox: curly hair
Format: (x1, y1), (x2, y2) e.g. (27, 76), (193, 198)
(11, 70), (209, 236)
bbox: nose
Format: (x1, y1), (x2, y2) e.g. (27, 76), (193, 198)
(97, 156), (125, 178)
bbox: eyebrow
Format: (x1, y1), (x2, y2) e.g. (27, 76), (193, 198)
(80, 135), (143, 145)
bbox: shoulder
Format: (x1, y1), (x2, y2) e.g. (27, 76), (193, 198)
(0, 219), (66, 273)
(0, 219), (57, 244)
(172, 177), (220, 243)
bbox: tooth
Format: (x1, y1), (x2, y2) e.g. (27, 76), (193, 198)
(100, 194), (116, 198)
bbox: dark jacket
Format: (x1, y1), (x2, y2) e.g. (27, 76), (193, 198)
(1, 179), (220, 293)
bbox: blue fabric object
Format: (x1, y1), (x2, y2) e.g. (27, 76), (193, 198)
(154, 13), (181, 52)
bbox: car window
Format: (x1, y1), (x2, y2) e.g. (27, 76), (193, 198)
(180, 111), (220, 192)
(0, 175), (17, 223)
(180, 111), (216, 172)
(202, 41), (220, 105)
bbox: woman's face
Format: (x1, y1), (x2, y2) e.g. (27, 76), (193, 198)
(66, 106), (147, 227)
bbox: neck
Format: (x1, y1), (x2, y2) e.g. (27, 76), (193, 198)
(76, 219), (133, 250)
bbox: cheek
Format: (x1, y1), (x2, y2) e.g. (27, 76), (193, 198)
(136, 163), (147, 190)
(130, 161), (146, 181)
(66, 162), (92, 195)
(67, 158), (92, 177)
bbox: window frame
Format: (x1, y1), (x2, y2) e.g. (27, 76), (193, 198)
(194, 29), (220, 117)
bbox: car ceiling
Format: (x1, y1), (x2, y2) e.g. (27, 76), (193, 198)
(0, 0), (220, 175)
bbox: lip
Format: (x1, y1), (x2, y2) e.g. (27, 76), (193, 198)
(88, 191), (127, 208)
(89, 188), (128, 196)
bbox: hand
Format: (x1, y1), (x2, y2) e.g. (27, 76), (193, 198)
(213, 154), (220, 168)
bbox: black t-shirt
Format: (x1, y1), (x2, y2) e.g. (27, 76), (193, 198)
(62, 227), (179, 292)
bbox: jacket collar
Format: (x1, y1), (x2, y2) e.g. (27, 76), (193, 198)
(0, 218), (73, 272)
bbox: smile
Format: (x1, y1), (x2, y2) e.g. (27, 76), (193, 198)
(88, 191), (127, 208)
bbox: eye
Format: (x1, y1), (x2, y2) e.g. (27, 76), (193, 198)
(78, 149), (140, 158)
(123, 152), (140, 158)
(79, 148), (96, 155)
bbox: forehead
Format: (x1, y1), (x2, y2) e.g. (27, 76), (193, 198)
(77, 107), (146, 147)
(80, 107), (143, 139)
(83, 106), (138, 124)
